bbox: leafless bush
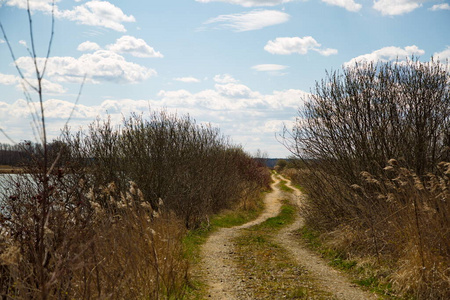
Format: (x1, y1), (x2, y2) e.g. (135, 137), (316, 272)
(63, 112), (270, 229)
(285, 58), (449, 298)
(0, 1), (269, 297)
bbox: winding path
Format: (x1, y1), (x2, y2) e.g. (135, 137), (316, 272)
(200, 174), (378, 299)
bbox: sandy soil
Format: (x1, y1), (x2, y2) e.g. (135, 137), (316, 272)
(200, 174), (378, 299)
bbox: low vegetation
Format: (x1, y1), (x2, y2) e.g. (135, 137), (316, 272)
(283, 59), (449, 299)
(0, 111), (270, 299)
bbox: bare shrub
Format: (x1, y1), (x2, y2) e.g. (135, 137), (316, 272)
(285, 58), (449, 298)
(0, 2), (269, 298)
(63, 112), (270, 229)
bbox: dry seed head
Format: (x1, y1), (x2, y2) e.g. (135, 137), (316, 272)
(350, 184), (363, 192)
(413, 175), (425, 191)
(126, 192), (133, 203)
(361, 171), (380, 185)
(388, 159), (399, 166)
(90, 201), (102, 214)
(387, 193), (396, 203)
(107, 182), (117, 192)
(129, 181), (137, 196)
(376, 193), (386, 200)
(79, 178), (85, 188)
(158, 198), (164, 207)
(140, 201), (152, 210)
(87, 188), (95, 201)
(439, 162), (450, 175)
(117, 201), (127, 209)
(137, 189), (144, 202)
(384, 165), (395, 172)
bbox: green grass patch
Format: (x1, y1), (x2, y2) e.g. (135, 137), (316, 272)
(277, 179), (294, 193)
(182, 193), (265, 299)
(252, 201), (296, 231)
(232, 201), (332, 299)
(293, 183), (305, 193)
(210, 203), (263, 228)
(299, 226), (400, 299)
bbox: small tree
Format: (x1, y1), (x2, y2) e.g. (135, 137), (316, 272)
(284, 58), (450, 299)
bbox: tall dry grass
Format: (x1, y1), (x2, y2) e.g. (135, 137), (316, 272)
(283, 58), (449, 299)
(0, 178), (188, 299)
(287, 160), (450, 299)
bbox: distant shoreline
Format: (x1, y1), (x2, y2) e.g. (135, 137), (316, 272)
(0, 166), (24, 174)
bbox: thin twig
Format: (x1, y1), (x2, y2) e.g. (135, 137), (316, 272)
(41, 0), (55, 78)
(0, 22), (38, 93)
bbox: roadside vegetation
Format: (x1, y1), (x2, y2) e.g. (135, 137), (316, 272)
(0, 111), (271, 299)
(282, 59), (449, 299)
(0, 3), (271, 298)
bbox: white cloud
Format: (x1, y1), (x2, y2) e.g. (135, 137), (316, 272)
(195, 0), (295, 7)
(215, 83), (255, 98)
(373, 0), (424, 16)
(37, 78), (68, 94)
(264, 36), (338, 56)
(106, 35), (163, 58)
(321, 0), (362, 12)
(344, 45), (425, 67)
(0, 73), (20, 86)
(434, 46), (450, 61)
(77, 41), (101, 51)
(0, 80), (310, 156)
(252, 64), (288, 71)
(0, 73), (66, 94)
(204, 9), (290, 32)
(57, 1), (135, 32)
(5, 0), (135, 32)
(15, 50), (156, 84)
(0, 39), (5, 44)
(316, 48), (339, 56)
(213, 74), (238, 83)
(19, 40), (27, 47)
(5, 0), (57, 12)
(174, 77), (201, 83)
(430, 3), (450, 10)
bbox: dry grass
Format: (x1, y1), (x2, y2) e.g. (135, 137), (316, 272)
(285, 162), (450, 299)
(0, 180), (188, 299)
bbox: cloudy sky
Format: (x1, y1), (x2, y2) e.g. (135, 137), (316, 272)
(0, 0), (449, 157)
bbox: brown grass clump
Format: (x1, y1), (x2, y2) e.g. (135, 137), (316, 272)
(0, 178), (188, 299)
(291, 160), (450, 299)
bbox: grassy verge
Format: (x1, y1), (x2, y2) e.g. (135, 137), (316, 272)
(182, 191), (267, 299)
(299, 226), (404, 299)
(233, 200), (333, 299)
(277, 178), (294, 193)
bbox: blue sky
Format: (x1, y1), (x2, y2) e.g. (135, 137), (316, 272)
(0, 0), (449, 157)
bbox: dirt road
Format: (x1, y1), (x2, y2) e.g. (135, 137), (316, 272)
(200, 174), (377, 299)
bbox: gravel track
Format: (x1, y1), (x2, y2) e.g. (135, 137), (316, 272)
(200, 174), (378, 299)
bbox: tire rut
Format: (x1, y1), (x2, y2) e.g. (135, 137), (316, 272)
(275, 179), (378, 300)
(200, 174), (378, 299)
